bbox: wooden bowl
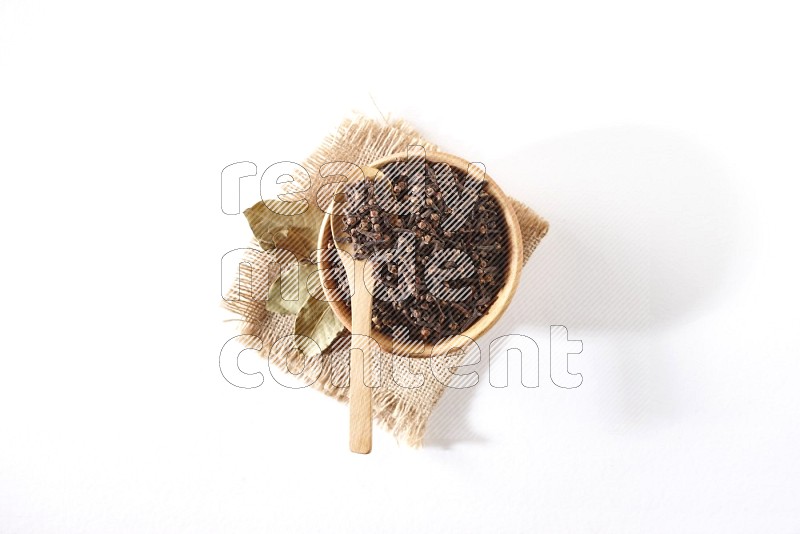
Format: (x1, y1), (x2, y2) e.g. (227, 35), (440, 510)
(316, 151), (523, 357)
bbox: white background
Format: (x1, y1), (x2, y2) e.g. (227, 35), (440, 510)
(2, 1), (799, 532)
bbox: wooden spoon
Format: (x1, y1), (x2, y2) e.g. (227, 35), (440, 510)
(330, 165), (381, 454)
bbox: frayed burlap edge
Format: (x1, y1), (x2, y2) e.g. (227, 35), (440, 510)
(222, 115), (549, 447)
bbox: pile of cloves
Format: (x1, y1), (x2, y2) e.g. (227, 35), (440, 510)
(328, 157), (509, 344)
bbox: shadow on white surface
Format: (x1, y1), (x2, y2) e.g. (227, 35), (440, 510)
(425, 126), (743, 447)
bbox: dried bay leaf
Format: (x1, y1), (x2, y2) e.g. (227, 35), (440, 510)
(264, 261), (315, 316)
(244, 199), (323, 260)
(244, 197), (343, 356)
(294, 297), (344, 357)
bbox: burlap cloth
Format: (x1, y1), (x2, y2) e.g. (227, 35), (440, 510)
(223, 115), (548, 446)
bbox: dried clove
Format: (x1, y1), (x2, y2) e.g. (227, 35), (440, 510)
(330, 158), (510, 343)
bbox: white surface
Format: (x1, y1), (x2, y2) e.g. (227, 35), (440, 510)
(2, 1), (799, 532)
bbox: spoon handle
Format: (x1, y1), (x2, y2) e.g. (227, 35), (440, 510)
(349, 259), (374, 454)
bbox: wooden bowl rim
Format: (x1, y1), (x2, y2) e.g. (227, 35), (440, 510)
(316, 150), (523, 358)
